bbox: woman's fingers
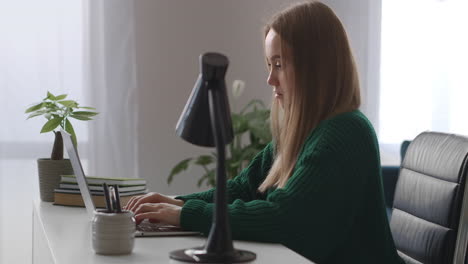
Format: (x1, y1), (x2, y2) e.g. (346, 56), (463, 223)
(134, 202), (161, 215)
(135, 212), (162, 225)
(133, 203), (181, 226)
(123, 193), (145, 210)
(123, 195), (139, 210)
(123, 193), (185, 212)
(128, 194), (152, 211)
(125, 192), (158, 212)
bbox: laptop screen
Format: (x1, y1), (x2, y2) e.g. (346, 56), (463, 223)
(61, 129), (96, 220)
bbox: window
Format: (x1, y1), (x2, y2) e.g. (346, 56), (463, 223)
(380, 0), (468, 144)
(0, 2), (87, 263)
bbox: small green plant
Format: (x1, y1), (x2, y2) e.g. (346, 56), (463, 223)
(167, 81), (272, 187)
(25, 91), (98, 160)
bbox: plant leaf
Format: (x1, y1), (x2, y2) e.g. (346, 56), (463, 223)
(239, 146), (261, 163)
(47, 91), (56, 100)
(55, 94), (68, 100)
(240, 99), (266, 114)
(197, 169), (215, 187)
(231, 113), (248, 134)
(44, 102), (60, 112)
(27, 111), (46, 119)
(167, 158), (192, 184)
(70, 114), (92, 121)
(245, 109), (271, 143)
(79, 106), (96, 110)
(58, 100), (78, 108)
(208, 172), (216, 187)
(65, 119), (77, 147)
(197, 177), (205, 187)
(40, 117), (63, 133)
(71, 111), (98, 117)
(25, 103), (44, 113)
(194, 155), (214, 166)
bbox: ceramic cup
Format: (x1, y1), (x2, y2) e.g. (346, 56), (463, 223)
(92, 209), (136, 255)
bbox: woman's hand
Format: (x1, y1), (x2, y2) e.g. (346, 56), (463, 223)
(132, 202), (182, 226)
(123, 192), (184, 213)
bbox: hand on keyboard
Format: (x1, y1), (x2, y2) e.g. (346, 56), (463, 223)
(124, 192), (184, 212)
(132, 202), (182, 226)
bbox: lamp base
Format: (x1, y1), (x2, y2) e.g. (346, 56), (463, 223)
(169, 246), (256, 263)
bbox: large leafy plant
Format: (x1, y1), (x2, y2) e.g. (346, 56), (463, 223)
(167, 81), (272, 187)
(25, 91), (98, 160)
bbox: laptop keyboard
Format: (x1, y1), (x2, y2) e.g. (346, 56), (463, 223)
(136, 220), (183, 232)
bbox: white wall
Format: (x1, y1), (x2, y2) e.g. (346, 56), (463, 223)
(134, 0), (295, 195)
(325, 0), (382, 131)
(133, 0), (383, 196)
(327, 0), (392, 164)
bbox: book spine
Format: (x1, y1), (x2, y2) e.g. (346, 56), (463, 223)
(53, 193), (135, 208)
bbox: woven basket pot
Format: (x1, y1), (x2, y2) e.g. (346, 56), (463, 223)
(37, 159), (74, 202)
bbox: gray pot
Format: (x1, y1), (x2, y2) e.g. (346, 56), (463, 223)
(92, 209), (136, 255)
(37, 159), (74, 202)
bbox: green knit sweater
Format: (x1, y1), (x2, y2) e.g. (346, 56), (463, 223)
(177, 110), (404, 264)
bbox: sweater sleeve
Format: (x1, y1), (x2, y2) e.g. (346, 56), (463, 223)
(176, 143), (273, 203)
(179, 134), (370, 262)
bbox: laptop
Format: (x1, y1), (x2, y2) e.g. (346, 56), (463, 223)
(61, 129), (200, 237)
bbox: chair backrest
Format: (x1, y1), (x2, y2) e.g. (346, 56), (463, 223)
(400, 140), (411, 161)
(390, 131), (468, 264)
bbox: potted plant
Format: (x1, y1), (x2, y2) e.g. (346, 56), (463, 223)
(25, 91), (98, 202)
(167, 80), (272, 187)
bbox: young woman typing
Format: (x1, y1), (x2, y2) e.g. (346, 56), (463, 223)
(125, 1), (404, 263)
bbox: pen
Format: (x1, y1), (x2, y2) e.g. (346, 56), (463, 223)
(114, 185), (122, 213)
(109, 186), (117, 213)
(102, 183), (113, 213)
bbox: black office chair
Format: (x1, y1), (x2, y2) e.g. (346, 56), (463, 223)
(389, 131), (468, 264)
(382, 140), (411, 217)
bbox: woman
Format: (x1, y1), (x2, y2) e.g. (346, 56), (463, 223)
(125, 1), (404, 263)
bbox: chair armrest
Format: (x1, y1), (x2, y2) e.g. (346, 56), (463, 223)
(381, 166), (400, 208)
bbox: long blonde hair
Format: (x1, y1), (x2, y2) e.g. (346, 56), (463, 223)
(258, 1), (361, 192)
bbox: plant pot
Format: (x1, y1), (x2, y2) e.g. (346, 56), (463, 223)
(37, 159), (74, 202)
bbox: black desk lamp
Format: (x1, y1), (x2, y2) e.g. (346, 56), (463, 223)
(170, 52), (256, 263)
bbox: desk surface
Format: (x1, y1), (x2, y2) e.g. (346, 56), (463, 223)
(33, 200), (313, 264)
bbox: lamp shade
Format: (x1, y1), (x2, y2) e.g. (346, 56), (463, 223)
(175, 52), (233, 147)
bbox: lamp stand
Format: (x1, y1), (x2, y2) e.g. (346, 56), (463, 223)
(170, 85), (256, 263)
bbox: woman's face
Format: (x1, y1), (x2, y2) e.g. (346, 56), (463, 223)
(265, 29), (294, 108)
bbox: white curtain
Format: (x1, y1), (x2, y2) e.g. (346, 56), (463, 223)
(84, 0), (138, 179)
(0, 0), (138, 262)
(0, 1), (86, 263)
(379, 0), (468, 164)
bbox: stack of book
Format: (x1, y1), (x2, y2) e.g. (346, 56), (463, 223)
(54, 175), (148, 208)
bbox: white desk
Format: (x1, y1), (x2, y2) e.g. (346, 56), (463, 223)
(32, 200), (313, 264)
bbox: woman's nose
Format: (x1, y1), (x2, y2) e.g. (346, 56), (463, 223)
(267, 71), (278, 87)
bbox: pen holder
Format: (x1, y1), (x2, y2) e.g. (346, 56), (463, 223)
(92, 209), (136, 255)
